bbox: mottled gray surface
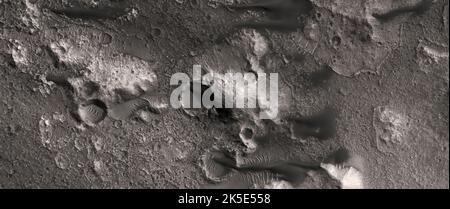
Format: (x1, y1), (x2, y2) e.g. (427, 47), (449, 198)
(0, 0), (448, 189)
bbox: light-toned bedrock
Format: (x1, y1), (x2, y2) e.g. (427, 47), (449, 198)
(45, 27), (169, 126)
(49, 36), (158, 102)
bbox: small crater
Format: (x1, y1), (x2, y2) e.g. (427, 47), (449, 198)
(55, 153), (70, 170)
(77, 99), (107, 125)
(331, 35), (341, 47)
(239, 126), (257, 151)
(240, 127), (254, 140)
(74, 137), (87, 151)
(315, 11), (322, 20)
(151, 27), (162, 37)
(100, 33), (113, 45)
(190, 0), (200, 7)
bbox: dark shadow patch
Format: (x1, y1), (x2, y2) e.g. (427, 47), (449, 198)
(0, 53), (16, 68)
(229, 0), (312, 19)
(45, 73), (75, 92)
(188, 81), (236, 123)
(324, 148), (350, 165)
(229, 0), (313, 32)
(43, 45), (60, 68)
(289, 107), (338, 140)
(309, 65), (336, 87)
(372, 0), (433, 22)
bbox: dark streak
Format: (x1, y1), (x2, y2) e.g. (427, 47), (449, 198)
(0, 53), (16, 68)
(324, 148), (350, 165)
(310, 65), (336, 87)
(229, 0), (313, 32)
(372, 0), (433, 22)
(43, 45), (60, 68)
(229, 0), (312, 18)
(290, 107), (337, 140)
(45, 73), (75, 93)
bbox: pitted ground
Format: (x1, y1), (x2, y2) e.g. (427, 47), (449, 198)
(0, 0), (448, 188)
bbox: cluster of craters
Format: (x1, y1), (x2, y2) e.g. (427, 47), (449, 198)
(0, 0), (447, 188)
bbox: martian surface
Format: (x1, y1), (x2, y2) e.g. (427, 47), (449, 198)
(0, 0), (448, 189)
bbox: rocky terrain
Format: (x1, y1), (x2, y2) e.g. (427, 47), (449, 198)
(0, 0), (448, 188)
